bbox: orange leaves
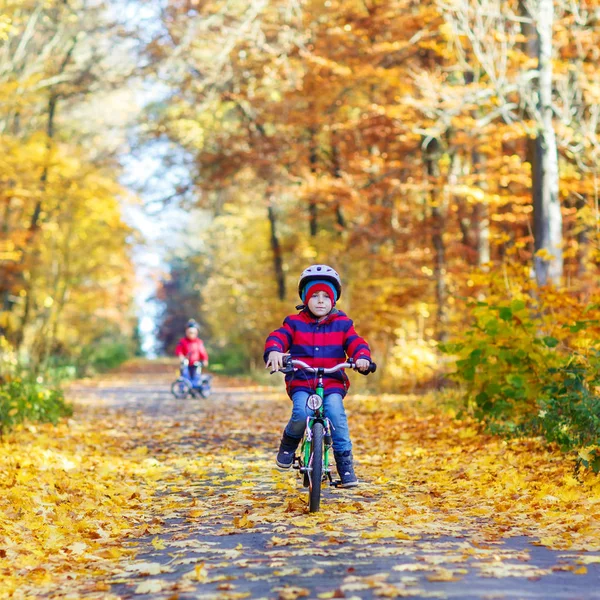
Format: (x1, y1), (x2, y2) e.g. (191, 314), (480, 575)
(5, 363), (600, 599)
(233, 513), (255, 529)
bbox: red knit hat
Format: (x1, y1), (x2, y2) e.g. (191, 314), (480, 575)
(303, 282), (336, 305)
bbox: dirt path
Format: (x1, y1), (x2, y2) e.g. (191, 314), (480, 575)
(67, 363), (600, 600)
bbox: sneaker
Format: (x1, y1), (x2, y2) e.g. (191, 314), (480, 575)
(276, 450), (294, 469)
(276, 433), (300, 469)
(334, 450), (359, 488)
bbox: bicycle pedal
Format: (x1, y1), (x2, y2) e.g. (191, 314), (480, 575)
(330, 479), (342, 488)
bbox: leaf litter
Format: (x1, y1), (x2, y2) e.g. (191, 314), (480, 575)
(1, 372), (600, 598)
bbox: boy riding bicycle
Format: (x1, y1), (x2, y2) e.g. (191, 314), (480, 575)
(264, 265), (372, 487)
(175, 319), (209, 378)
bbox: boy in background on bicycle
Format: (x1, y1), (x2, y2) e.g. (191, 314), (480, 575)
(175, 319), (209, 379)
(264, 265), (372, 488)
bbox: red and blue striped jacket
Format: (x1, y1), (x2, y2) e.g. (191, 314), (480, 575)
(264, 308), (371, 397)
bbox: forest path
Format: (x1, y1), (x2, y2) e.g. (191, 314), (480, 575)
(65, 361), (600, 600)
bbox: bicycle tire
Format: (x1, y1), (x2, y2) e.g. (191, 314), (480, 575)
(309, 422), (324, 513)
(171, 379), (192, 399)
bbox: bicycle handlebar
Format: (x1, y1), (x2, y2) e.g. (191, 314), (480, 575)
(271, 357), (377, 376)
(180, 358), (203, 367)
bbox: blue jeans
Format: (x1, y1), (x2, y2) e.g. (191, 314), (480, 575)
(284, 391), (352, 453)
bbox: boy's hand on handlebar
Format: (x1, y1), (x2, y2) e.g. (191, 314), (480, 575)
(355, 359), (371, 373)
(266, 351), (288, 372)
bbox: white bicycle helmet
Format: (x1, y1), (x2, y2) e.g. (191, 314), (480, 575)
(297, 264), (342, 300)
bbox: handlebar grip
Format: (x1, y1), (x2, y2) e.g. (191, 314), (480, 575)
(358, 361), (377, 376)
(270, 360), (294, 375)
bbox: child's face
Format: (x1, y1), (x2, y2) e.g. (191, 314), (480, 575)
(307, 291), (333, 317)
(186, 327), (198, 339)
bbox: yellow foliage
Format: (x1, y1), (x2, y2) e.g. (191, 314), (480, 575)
(4, 363), (600, 596)
(0, 133), (136, 359)
(0, 416), (172, 597)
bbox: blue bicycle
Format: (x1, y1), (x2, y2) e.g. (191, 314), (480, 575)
(171, 358), (212, 399)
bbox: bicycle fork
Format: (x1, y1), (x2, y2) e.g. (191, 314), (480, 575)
(297, 416), (334, 484)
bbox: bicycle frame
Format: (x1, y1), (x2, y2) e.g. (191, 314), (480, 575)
(299, 369), (334, 486)
(179, 358), (209, 387)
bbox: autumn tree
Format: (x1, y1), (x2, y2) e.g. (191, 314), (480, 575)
(0, 0), (141, 370)
(437, 0), (600, 286)
(145, 0), (600, 387)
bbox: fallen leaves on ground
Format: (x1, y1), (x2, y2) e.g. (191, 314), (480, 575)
(1, 366), (600, 599)
(0, 416), (171, 599)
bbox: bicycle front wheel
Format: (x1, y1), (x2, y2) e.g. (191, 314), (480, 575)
(309, 422), (324, 513)
(171, 378), (192, 399)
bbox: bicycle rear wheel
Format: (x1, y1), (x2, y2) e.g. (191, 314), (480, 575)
(199, 378), (211, 398)
(309, 422), (324, 513)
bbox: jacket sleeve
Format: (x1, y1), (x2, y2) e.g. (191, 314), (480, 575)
(343, 319), (371, 361)
(264, 316), (294, 363)
(198, 340), (209, 362)
(175, 338), (185, 356)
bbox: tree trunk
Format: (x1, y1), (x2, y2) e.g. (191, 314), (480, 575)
(576, 196), (589, 277)
(30, 93), (58, 232)
(330, 135), (346, 230)
(37, 277), (70, 374)
(309, 126), (318, 236)
(432, 207), (447, 343)
(15, 92), (59, 351)
(525, 0), (563, 285)
(423, 138), (448, 343)
(472, 148), (490, 267)
(267, 199), (286, 300)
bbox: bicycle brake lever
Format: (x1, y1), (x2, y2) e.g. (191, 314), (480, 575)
(270, 364), (294, 375)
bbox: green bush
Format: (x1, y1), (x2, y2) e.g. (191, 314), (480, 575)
(442, 298), (600, 471)
(44, 356), (79, 383)
(0, 377), (72, 435)
(207, 344), (250, 374)
(440, 299), (559, 427)
(77, 340), (131, 375)
(528, 355), (600, 472)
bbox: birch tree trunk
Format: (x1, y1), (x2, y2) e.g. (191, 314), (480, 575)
(530, 0), (563, 285)
(472, 146), (490, 267)
(439, 0), (563, 284)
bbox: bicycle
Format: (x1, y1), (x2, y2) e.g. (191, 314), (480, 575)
(273, 356), (376, 513)
(171, 357), (212, 399)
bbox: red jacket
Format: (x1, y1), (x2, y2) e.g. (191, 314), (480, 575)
(264, 308), (371, 397)
(175, 337), (209, 363)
